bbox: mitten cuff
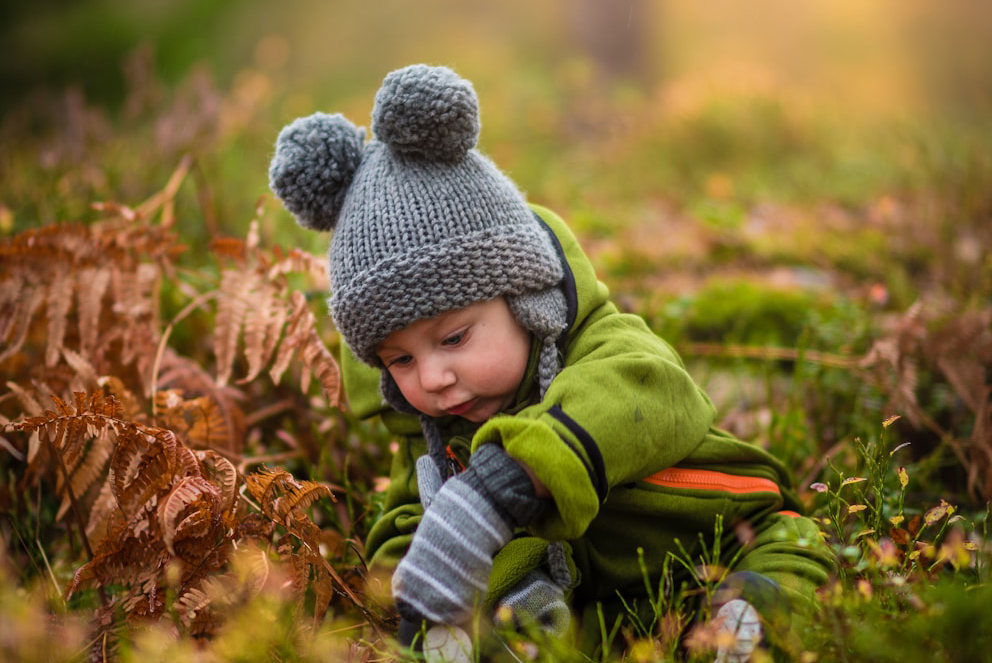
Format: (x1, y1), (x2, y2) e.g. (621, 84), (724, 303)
(463, 443), (547, 527)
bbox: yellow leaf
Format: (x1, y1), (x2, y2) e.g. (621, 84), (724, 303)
(848, 504), (868, 514)
(882, 415), (901, 428)
(924, 499), (953, 526)
(842, 477), (867, 486)
(898, 467), (909, 489)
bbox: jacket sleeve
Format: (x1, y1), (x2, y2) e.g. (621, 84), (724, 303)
(732, 510), (835, 613)
(474, 302), (718, 541)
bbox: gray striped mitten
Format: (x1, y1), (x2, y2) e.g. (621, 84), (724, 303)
(495, 569), (571, 638)
(392, 444), (546, 626)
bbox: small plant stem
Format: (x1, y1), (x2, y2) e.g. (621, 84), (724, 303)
(44, 431), (93, 561)
(41, 427), (109, 607)
(36, 536), (65, 609)
(679, 342), (860, 370)
(149, 290), (220, 411)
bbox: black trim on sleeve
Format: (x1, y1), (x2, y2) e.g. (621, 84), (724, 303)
(547, 404), (609, 504)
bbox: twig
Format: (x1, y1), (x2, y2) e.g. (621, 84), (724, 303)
(244, 399), (297, 427)
(678, 342), (861, 370)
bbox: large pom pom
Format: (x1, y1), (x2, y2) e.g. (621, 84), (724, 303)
(269, 112), (364, 231)
(372, 64), (479, 161)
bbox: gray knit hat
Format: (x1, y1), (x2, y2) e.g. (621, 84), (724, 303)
(270, 64), (568, 414)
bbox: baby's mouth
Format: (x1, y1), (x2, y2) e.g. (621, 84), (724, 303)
(444, 398), (478, 417)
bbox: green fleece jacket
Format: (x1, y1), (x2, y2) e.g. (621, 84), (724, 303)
(344, 205), (833, 633)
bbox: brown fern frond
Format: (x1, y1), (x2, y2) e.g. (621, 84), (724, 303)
(268, 292), (311, 386)
(244, 465), (291, 514)
(175, 586), (212, 625)
(111, 261), (162, 379)
(84, 479), (117, 548)
(266, 247), (330, 291)
(109, 424), (183, 517)
(158, 475), (222, 556)
(55, 428), (114, 521)
(312, 569), (336, 625)
(301, 323), (341, 408)
(77, 266), (112, 356)
(267, 290), (339, 406)
(279, 480), (337, 523)
(61, 347), (100, 393)
(5, 381), (45, 418)
(156, 350), (246, 454)
(209, 236), (248, 261)
(44, 269), (75, 367)
(0, 278), (45, 365)
(184, 396), (233, 450)
(214, 268), (258, 387)
(240, 288), (288, 384)
(97, 376), (145, 422)
(196, 449), (239, 512)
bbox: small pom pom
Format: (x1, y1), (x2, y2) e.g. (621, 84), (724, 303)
(372, 64), (479, 161)
(269, 112), (364, 231)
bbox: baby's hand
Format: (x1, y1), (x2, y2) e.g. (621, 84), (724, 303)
(393, 470), (513, 624)
(394, 445), (547, 625)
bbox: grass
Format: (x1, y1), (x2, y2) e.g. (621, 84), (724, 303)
(2, 2), (992, 661)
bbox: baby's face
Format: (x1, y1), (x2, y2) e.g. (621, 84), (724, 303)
(375, 297), (531, 423)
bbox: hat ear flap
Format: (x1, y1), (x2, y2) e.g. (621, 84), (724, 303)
(269, 112), (365, 231)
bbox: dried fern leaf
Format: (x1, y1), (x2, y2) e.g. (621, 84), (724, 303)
(77, 266), (111, 355)
(5, 381), (44, 417)
(62, 347), (100, 393)
(312, 571), (335, 625)
(56, 429), (114, 521)
(175, 586), (212, 624)
(214, 269), (257, 387)
(240, 288), (288, 384)
(301, 325), (341, 408)
(226, 540), (270, 599)
(97, 376), (144, 421)
(158, 475), (221, 555)
(45, 270), (75, 367)
(268, 294), (310, 386)
(279, 480), (336, 524)
(110, 425), (180, 516)
(156, 351), (246, 454)
(0, 279), (45, 365)
(185, 396), (232, 450)
(244, 465), (292, 513)
(196, 449), (239, 512)
(209, 237), (247, 261)
(267, 248), (330, 290)
(113, 262), (161, 372)
(84, 479), (118, 549)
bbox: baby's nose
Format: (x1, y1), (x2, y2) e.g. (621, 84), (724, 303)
(419, 358), (456, 392)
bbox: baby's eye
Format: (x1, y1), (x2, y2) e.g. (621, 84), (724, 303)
(386, 355), (413, 367)
(441, 331), (466, 346)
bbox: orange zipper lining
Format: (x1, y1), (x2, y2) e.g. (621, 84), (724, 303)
(643, 467), (781, 496)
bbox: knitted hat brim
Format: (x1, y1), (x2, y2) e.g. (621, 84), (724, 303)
(331, 223), (564, 366)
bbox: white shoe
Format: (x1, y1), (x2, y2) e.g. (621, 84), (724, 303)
(713, 599), (763, 663)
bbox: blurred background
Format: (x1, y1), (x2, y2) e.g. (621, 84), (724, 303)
(3, 0), (991, 231)
(3, 0), (992, 593)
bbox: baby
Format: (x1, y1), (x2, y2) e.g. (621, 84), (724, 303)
(270, 64), (834, 661)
